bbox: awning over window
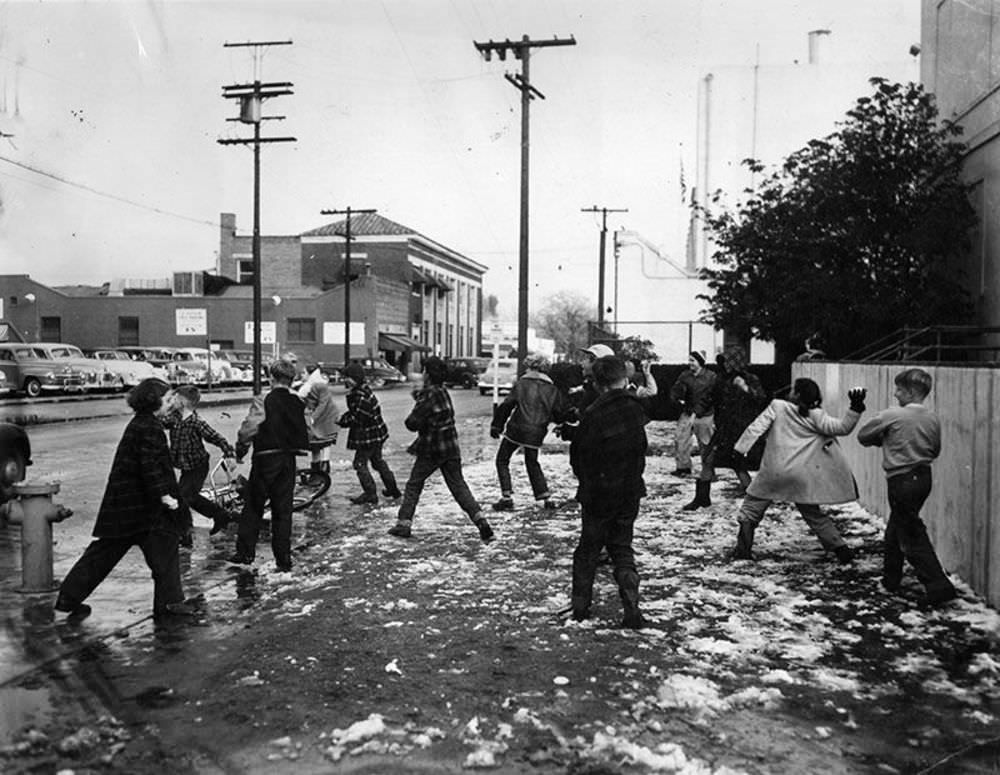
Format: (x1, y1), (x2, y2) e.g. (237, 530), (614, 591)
(379, 332), (431, 352)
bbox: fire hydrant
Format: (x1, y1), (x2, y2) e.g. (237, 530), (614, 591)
(3, 481), (72, 593)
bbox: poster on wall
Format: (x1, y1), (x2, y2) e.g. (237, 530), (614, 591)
(244, 321), (276, 344)
(176, 308), (207, 336)
(323, 321), (365, 344)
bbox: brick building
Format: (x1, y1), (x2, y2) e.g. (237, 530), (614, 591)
(0, 212), (487, 375)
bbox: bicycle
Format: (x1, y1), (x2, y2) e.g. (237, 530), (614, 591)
(200, 456), (331, 516)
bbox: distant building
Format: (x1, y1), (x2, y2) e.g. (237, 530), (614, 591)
(0, 212), (487, 375)
(920, 0), (1000, 331)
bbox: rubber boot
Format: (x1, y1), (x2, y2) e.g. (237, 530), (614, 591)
(682, 480), (711, 511)
(615, 568), (645, 629)
(570, 595), (591, 622)
(729, 521), (756, 561)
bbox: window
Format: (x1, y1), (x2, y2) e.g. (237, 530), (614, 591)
(40, 317), (61, 342)
(423, 321), (430, 345)
(118, 316), (139, 346)
(287, 318), (316, 343)
(238, 260), (254, 284)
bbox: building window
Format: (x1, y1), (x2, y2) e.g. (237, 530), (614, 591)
(118, 316), (140, 346)
(287, 318), (316, 343)
(238, 260), (254, 284)
(40, 317), (61, 342)
(436, 323), (443, 351)
(423, 321), (430, 345)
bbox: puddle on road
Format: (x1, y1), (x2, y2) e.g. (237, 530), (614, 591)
(0, 685), (53, 745)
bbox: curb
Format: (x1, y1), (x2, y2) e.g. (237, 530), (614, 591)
(0, 393), (254, 427)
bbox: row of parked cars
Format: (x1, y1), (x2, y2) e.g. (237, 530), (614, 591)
(0, 343), (261, 398)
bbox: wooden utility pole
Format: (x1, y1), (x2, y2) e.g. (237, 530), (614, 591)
(474, 35), (575, 369)
(581, 205), (628, 325)
(319, 207), (377, 365)
(218, 39), (295, 395)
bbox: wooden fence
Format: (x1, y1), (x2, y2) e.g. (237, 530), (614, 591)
(795, 361), (1000, 606)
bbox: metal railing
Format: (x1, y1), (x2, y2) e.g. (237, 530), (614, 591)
(844, 325), (1000, 363)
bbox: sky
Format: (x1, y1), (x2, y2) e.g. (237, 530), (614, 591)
(0, 0), (921, 318)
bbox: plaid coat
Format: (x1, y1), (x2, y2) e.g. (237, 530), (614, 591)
(339, 383), (389, 450)
(570, 388), (649, 506)
(404, 385), (462, 461)
(94, 412), (182, 539)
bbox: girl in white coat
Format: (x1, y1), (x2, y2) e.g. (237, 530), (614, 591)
(730, 378), (867, 562)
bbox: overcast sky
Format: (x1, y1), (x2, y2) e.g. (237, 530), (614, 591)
(0, 0), (920, 315)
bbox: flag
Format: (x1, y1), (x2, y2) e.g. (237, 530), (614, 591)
(679, 154), (687, 204)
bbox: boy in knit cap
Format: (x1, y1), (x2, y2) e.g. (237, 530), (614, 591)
(668, 351), (717, 476)
(857, 368), (958, 607)
(388, 356), (493, 542)
(339, 361), (401, 505)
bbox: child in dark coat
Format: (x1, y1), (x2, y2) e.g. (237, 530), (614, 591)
(55, 378), (194, 621)
(339, 361), (401, 505)
(228, 359), (309, 572)
(388, 356), (493, 542)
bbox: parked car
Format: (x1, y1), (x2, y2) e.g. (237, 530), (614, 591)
(174, 347), (237, 385)
(0, 371), (10, 397)
(477, 358), (519, 396)
(0, 422), (30, 506)
(86, 348), (168, 387)
(30, 343), (111, 392)
(0, 343), (90, 397)
(318, 358), (407, 388)
(444, 356), (492, 389)
(217, 349), (261, 385)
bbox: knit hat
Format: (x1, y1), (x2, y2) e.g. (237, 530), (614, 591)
(344, 362), (366, 385)
(690, 351), (706, 367)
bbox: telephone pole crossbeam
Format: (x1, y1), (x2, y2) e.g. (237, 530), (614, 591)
(217, 39), (295, 395)
(320, 207), (377, 366)
(581, 206), (628, 327)
(474, 34), (575, 370)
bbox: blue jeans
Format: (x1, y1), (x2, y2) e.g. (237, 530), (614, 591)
(397, 455), (481, 524)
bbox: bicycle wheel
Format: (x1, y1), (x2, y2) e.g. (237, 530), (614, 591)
(292, 468), (331, 511)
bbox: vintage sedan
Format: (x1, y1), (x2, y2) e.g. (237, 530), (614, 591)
(318, 358), (407, 388)
(87, 348), (169, 387)
(0, 343), (90, 397)
(173, 347), (237, 386)
(477, 358), (519, 396)
(30, 343), (112, 392)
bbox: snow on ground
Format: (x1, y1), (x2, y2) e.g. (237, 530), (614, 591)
(219, 422), (1000, 772)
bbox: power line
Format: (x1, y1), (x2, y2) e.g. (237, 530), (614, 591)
(0, 154), (220, 227)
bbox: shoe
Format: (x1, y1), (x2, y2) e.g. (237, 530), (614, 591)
(541, 499), (558, 510)
(227, 552), (254, 565)
(492, 497), (514, 512)
(682, 480), (711, 511)
(475, 518), (495, 543)
(179, 532), (194, 549)
(922, 586), (958, 607)
(382, 488), (403, 499)
(350, 493), (379, 505)
(571, 608), (590, 622)
(54, 599), (92, 621)
(388, 523), (412, 538)
(672, 468), (691, 477)
(210, 512), (236, 536)
(275, 562), (293, 573)
(621, 611), (647, 630)
(881, 577), (902, 593)
(834, 545), (855, 565)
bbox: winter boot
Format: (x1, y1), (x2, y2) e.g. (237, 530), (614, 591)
(570, 595), (591, 622)
(492, 496), (514, 512)
(682, 480), (711, 511)
(473, 515), (495, 543)
(388, 520), (412, 538)
(615, 568), (645, 629)
(728, 521), (756, 561)
(350, 492), (379, 505)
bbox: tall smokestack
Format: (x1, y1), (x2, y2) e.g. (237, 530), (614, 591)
(808, 29), (831, 64)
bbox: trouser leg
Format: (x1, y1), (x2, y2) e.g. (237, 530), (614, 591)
(571, 503), (608, 617)
(692, 416), (716, 472)
(440, 457), (482, 521)
(674, 413), (694, 469)
(494, 438), (516, 496)
(57, 536), (134, 607)
(888, 468), (953, 595)
(522, 446), (550, 500)
(352, 448), (377, 495)
(732, 495), (770, 558)
(264, 454), (297, 566)
(396, 455), (437, 523)
(179, 462), (230, 523)
(370, 443), (399, 494)
(796, 503), (846, 551)
(236, 459), (269, 559)
(606, 498), (641, 623)
(139, 528), (184, 614)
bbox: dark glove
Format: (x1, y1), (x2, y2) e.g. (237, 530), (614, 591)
(490, 427), (501, 439)
(848, 388), (867, 413)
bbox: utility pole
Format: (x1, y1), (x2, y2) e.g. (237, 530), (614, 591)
(474, 34), (575, 370)
(218, 39), (295, 395)
(613, 230), (621, 330)
(581, 205), (628, 326)
(319, 207), (377, 365)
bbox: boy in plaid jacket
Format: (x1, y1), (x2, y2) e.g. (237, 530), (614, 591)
(388, 356), (493, 543)
(338, 361), (401, 505)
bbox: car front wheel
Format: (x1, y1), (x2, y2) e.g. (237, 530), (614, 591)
(23, 378), (42, 398)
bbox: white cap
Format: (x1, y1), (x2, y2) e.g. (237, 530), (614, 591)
(580, 344), (615, 359)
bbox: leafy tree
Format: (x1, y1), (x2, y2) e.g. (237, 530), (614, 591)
(617, 335), (658, 363)
(531, 291), (594, 357)
(699, 79), (977, 365)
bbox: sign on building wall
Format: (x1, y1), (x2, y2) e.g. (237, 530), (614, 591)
(244, 321), (276, 344)
(176, 308), (207, 336)
(323, 321), (365, 344)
